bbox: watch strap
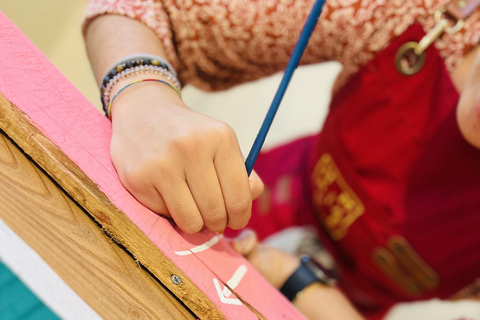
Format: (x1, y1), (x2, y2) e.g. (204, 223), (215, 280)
(280, 256), (325, 301)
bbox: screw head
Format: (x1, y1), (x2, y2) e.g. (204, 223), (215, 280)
(171, 274), (182, 285)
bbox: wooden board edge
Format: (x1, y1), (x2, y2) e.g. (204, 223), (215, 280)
(0, 92), (235, 320)
(0, 132), (198, 319)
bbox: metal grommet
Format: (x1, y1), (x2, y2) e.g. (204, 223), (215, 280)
(395, 42), (426, 76)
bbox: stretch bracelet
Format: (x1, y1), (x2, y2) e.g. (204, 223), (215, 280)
(101, 54), (177, 90)
(107, 78), (182, 120)
(101, 65), (181, 113)
(100, 55), (180, 114)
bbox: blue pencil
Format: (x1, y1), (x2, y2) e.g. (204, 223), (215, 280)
(244, 0), (326, 175)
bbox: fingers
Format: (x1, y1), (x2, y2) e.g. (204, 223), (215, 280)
(186, 161), (227, 232)
(132, 160), (262, 234)
(127, 183), (170, 218)
(157, 173), (204, 234)
(112, 148), (171, 216)
(249, 169), (265, 200)
(215, 139), (253, 230)
(111, 103), (264, 234)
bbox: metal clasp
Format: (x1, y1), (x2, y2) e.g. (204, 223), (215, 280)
(396, 8), (465, 75)
(395, 42), (427, 75)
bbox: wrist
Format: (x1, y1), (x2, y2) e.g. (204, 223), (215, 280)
(100, 59), (181, 118)
(109, 76), (185, 121)
(279, 255), (336, 302)
(109, 72), (180, 98)
(292, 282), (327, 305)
(276, 255), (301, 289)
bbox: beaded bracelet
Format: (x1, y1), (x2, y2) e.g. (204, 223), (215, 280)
(107, 78), (182, 120)
(100, 55), (181, 115)
(100, 54), (177, 90)
(101, 64), (181, 113)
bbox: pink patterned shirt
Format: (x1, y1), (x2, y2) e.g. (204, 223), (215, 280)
(83, 0), (480, 92)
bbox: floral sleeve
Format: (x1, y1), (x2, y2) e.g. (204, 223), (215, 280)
(83, 0), (480, 92)
(83, 0), (180, 71)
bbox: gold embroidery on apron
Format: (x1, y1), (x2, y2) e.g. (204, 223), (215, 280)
(373, 236), (439, 295)
(387, 236), (439, 290)
(372, 247), (424, 295)
(311, 153), (365, 240)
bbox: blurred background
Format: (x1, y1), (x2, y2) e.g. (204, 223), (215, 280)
(0, 0), (100, 110)
(2, 1), (479, 320)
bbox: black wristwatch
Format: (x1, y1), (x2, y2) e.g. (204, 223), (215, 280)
(280, 256), (336, 301)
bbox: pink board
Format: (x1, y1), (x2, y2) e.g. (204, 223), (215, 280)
(0, 11), (305, 319)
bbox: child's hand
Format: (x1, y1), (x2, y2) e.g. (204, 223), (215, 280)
(230, 229), (299, 289)
(109, 82), (264, 233)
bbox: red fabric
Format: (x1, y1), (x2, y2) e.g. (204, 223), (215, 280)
(235, 24), (480, 319)
(232, 135), (318, 240)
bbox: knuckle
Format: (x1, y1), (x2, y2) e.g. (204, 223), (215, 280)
(215, 122), (236, 142)
(202, 206), (227, 231)
(171, 134), (198, 154)
(169, 122), (237, 156)
(144, 199), (169, 215)
(181, 219), (204, 234)
(226, 198), (252, 229)
(227, 198), (251, 214)
(121, 164), (152, 190)
(203, 206), (227, 221)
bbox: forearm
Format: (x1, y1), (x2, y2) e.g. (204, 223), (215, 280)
(235, 233), (364, 320)
(279, 254), (364, 320)
(84, 13), (183, 122)
(293, 285), (364, 320)
(84, 14), (168, 85)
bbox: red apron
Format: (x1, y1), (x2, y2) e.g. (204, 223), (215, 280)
(240, 23), (480, 319)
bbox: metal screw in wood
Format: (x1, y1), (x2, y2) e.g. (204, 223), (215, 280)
(171, 275), (182, 285)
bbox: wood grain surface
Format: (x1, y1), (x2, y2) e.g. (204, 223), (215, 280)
(0, 92), (231, 319)
(0, 132), (197, 320)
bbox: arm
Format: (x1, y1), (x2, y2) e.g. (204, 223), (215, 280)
(231, 230), (365, 320)
(293, 285), (365, 320)
(84, 14), (263, 233)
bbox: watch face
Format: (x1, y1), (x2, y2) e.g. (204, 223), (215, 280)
(302, 256), (337, 286)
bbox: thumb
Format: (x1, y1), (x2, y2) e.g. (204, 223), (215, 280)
(230, 229), (258, 256)
(249, 169), (264, 200)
